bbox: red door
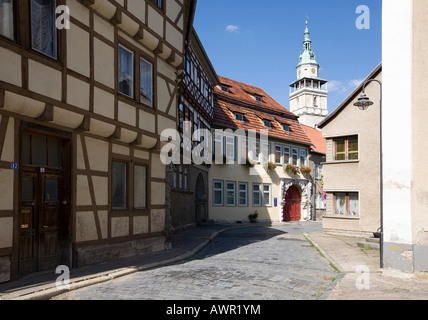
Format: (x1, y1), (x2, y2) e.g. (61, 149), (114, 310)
(283, 186), (301, 222)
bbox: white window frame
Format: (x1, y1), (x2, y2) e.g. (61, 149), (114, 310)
(292, 148), (299, 166)
(213, 131), (224, 157)
(213, 180), (224, 206)
(226, 181), (236, 207)
(238, 182), (248, 207)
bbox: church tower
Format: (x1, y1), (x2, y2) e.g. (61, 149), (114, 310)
(289, 22), (328, 128)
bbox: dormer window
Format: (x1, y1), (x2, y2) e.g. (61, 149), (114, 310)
(282, 124), (290, 132)
(221, 86), (230, 93)
(235, 113), (244, 121)
(255, 95), (263, 102)
(263, 120), (272, 128)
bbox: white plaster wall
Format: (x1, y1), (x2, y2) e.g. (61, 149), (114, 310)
(382, 0), (413, 245)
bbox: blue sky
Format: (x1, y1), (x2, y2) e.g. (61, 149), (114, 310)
(193, 0), (382, 114)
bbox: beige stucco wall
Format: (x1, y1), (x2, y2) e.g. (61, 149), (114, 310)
(208, 145), (310, 223)
(412, 0), (428, 246)
(322, 71), (382, 236)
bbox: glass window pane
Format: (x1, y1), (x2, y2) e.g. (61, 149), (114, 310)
(226, 182), (235, 206)
(275, 145), (282, 164)
(335, 193), (347, 215)
(0, 0), (14, 39)
(140, 58), (153, 106)
(134, 165), (147, 209)
(214, 190), (222, 205)
(118, 46), (134, 98)
(349, 193), (359, 216)
(31, 0), (57, 59)
(348, 137), (359, 160)
(292, 149), (298, 166)
(283, 147), (290, 164)
(112, 162), (127, 209)
(48, 139), (62, 168)
(335, 139), (346, 161)
(300, 150), (307, 166)
(22, 177), (34, 201)
(32, 135), (47, 166)
(45, 179), (58, 202)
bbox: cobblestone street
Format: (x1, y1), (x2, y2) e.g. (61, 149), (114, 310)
(53, 223), (339, 300)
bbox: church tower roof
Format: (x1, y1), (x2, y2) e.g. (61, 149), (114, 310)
(298, 21), (318, 66)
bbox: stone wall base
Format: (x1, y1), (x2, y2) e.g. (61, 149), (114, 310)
(384, 242), (428, 273)
(75, 236), (167, 268)
(0, 256), (11, 284)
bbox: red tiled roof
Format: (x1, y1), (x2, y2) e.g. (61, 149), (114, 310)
(302, 124), (326, 154)
(215, 76), (297, 117)
(213, 76), (312, 146)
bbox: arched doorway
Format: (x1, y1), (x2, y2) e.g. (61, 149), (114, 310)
(283, 185), (301, 222)
(195, 174), (207, 225)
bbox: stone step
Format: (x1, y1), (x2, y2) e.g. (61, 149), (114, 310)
(365, 237), (380, 244)
(357, 240), (380, 250)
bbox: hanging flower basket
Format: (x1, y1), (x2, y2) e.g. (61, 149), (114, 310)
(285, 163), (300, 175)
(264, 161), (277, 174)
(300, 165), (312, 176)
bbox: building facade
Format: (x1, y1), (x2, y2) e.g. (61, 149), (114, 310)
(209, 76), (315, 224)
(382, 0), (428, 272)
(318, 64), (382, 238)
(301, 124), (326, 221)
(0, 0), (195, 283)
(169, 27), (218, 233)
(289, 22), (328, 128)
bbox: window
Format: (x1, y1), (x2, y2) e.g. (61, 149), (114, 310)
(334, 192), (359, 217)
(238, 182), (248, 207)
(134, 165), (147, 209)
(213, 180), (224, 206)
(252, 183), (262, 207)
(140, 57), (153, 107)
(292, 148), (298, 166)
(112, 161), (127, 210)
(299, 149), (307, 167)
(261, 141), (269, 163)
(255, 95), (263, 102)
(213, 131), (223, 157)
(274, 145), (282, 164)
(221, 86), (229, 93)
(263, 120), (272, 128)
(226, 181), (236, 206)
(282, 124), (290, 132)
(235, 113), (244, 121)
(253, 183), (271, 207)
(178, 103), (184, 131)
(315, 194), (326, 210)
(0, 0), (14, 40)
(250, 139), (261, 162)
(31, 0), (57, 59)
(314, 165), (323, 180)
(283, 147), (290, 164)
(118, 45), (134, 98)
(225, 135), (235, 161)
(263, 184), (272, 207)
(240, 137), (249, 162)
(334, 136), (359, 161)
(151, 0), (163, 9)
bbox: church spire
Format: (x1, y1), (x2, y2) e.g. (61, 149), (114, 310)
(298, 21), (317, 66)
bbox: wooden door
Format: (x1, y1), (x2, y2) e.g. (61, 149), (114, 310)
(19, 129), (70, 276)
(283, 186), (301, 222)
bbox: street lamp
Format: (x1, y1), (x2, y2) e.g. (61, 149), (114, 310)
(354, 79), (384, 269)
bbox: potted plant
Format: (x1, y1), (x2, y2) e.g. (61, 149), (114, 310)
(300, 165), (312, 176)
(285, 163), (300, 175)
(264, 161), (277, 174)
(249, 210), (258, 223)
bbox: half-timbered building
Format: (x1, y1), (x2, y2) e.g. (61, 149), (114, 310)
(0, 0), (196, 283)
(169, 27), (218, 232)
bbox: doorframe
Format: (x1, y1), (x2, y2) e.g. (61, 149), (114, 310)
(14, 122), (73, 278)
(280, 179), (310, 222)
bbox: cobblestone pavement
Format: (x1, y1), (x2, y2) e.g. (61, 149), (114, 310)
(53, 222), (339, 300)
